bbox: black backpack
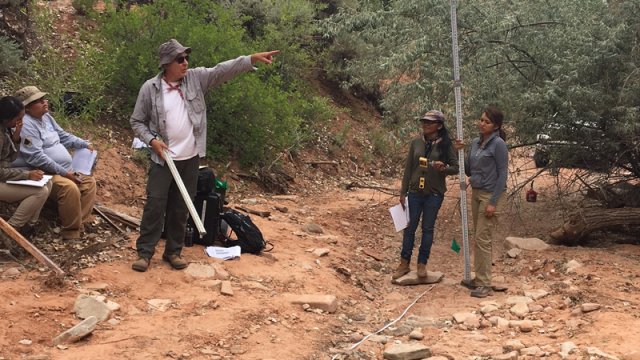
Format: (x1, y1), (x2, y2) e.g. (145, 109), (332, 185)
(197, 167), (216, 195)
(221, 209), (272, 254)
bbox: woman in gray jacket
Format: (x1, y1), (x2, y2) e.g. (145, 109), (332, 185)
(456, 105), (508, 298)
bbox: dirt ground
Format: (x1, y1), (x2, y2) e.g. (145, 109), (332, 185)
(1, 137), (640, 360)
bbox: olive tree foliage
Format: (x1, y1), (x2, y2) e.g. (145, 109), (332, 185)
(323, 0), (640, 178)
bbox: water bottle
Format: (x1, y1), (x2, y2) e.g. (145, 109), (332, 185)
(184, 224), (194, 247)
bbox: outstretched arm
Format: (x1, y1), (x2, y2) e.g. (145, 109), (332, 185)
(250, 50), (280, 65)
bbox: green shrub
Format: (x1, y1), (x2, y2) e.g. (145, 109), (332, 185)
(72, 0), (97, 15)
(0, 36), (24, 76)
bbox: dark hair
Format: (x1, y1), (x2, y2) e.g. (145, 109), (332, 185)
(437, 123), (453, 165)
(0, 96), (25, 124)
(483, 105), (506, 141)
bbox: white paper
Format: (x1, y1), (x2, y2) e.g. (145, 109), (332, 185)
(389, 197), (410, 232)
(72, 148), (98, 175)
(131, 137), (149, 149)
(205, 246), (241, 260)
(6, 175), (53, 188)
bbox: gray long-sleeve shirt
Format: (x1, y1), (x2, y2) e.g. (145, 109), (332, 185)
(464, 131), (509, 205)
(130, 56), (254, 165)
(12, 113), (90, 175)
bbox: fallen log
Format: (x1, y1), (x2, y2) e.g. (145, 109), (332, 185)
(305, 160), (338, 166)
(93, 204), (140, 229)
(0, 218), (64, 275)
(93, 206), (125, 234)
(235, 205), (271, 218)
(550, 207), (640, 245)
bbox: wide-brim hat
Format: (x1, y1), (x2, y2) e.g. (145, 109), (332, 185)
(419, 110), (445, 122)
(15, 86), (48, 106)
(158, 39), (192, 68)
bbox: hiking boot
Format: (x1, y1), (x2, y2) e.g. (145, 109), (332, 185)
(417, 263), (427, 278)
(132, 257), (150, 272)
(461, 279), (508, 292)
(162, 254), (188, 270)
(392, 258), (410, 280)
(470, 286), (493, 298)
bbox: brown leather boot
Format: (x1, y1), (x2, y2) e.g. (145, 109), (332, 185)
(417, 263), (427, 278)
(392, 258), (410, 279)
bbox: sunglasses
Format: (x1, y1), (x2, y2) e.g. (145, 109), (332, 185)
(421, 120), (441, 125)
(175, 55), (190, 64)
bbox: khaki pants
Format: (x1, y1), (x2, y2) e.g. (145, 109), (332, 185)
(471, 189), (506, 287)
(50, 174), (97, 239)
(0, 181), (53, 228)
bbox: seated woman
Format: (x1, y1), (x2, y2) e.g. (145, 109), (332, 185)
(0, 96), (52, 237)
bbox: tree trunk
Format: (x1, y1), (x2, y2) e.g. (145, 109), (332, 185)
(550, 208), (640, 245)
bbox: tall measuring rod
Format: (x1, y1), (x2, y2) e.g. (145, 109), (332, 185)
(449, 0), (471, 283)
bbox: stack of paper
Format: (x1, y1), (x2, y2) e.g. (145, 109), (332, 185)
(72, 148), (98, 175)
(389, 197), (410, 232)
(204, 246), (241, 260)
(7, 175), (53, 188)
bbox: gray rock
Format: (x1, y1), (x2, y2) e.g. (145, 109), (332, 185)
(503, 339), (525, 351)
(580, 303), (601, 313)
(24, 355), (49, 360)
(506, 248), (522, 258)
(392, 271), (444, 286)
(510, 302), (530, 317)
(520, 346), (542, 356)
(368, 335), (388, 344)
(493, 351), (518, 360)
(587, 347), (620, 360)
(242, 281), (270, 291)
(404, 315), (437, 328)
(288, 294), (337, 313)
(2, 267), (21, 277)
(559, 341), (577, 359)
(147, 299), (172, 312)
(303, 223), (324, 234)
(528, 304), (544, 312)
(52, 316), (98, 345)
(480, 304), (499, 314)
(74, 295), (112, 322)
(201, 280), (222, 290)
(505, 296), (533, 305)
(220, 281), (234, 296)
(505, 236), (550, 251)
(312, 248), (330, 257)
(452, 312), (476, 324)
(519, 320), (534, 332)
(185, 263), (217, 279)
(383, 343), (431, 360)
(408, 329), (424, 340)
(524, 289), (548, 300)
(82, 282), (109, 291)
(565, 259), (582, 273)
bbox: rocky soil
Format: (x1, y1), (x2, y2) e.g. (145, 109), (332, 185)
(1, 139), (639, 360)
